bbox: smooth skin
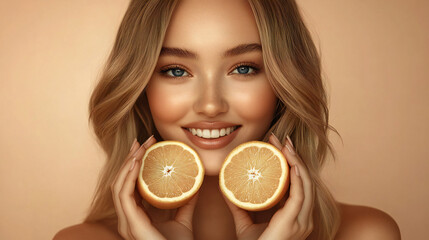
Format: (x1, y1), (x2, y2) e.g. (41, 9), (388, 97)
(54, 0), (401, 239)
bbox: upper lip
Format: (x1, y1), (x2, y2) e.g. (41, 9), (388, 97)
(182, 121), (241, 129)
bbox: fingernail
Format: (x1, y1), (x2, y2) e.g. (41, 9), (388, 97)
(142, 135), (154, 149)
(129, 138), (137, 152)
(286, 135), (294, 148)
(129, 157), (137, 171)
(294, 164), (300, 176)
(132, 144), (145, 157)
(270, 132), (282, 146)
(132, 135), (154, 157)
(285, 142), (296, 155)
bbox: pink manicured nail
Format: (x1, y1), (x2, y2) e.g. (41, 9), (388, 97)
(132, 135), (154, 157)
(286, 135), (294, 148)
(142, 135), (154, 149)
(285, 142), (296, 155)
(129, 157), (137, 171)
(294, 165), (300, 176)
(129, 138), (137, 152)
(132, 144), (145, 157)
(270, 132), (282, 146)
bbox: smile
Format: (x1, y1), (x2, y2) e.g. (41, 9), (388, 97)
(181, 122), (242, 150)
(185, 126), (239, 139)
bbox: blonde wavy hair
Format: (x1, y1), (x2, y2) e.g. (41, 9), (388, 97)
(85, 0), (341, 239)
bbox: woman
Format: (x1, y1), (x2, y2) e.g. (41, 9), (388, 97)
(55, 0), (401, 239)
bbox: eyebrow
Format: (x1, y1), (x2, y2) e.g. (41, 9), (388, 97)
(159, 43), (262, 59)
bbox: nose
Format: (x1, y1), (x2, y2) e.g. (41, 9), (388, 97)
(193, 77), (229, 118)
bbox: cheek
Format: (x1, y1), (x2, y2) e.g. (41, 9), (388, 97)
(146, 81), (191, 124)
(230, 80), (277, 124)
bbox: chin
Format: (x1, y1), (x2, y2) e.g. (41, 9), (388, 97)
(204, 167), (222, 176)
(197, 149), (228, 176)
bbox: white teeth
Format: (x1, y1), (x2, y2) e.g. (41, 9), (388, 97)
(187, 126), (238, 139)
(220, 128), (226, 136)
(202, 129), (211, 138)
(211, 129), (220, 138)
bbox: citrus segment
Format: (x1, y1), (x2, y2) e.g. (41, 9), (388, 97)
(137, 141), (204, 209)
(220, 141), (289, 211)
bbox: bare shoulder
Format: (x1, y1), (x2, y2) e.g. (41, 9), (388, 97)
(335, 203), (401, 240)
(53, 222), (121, 240)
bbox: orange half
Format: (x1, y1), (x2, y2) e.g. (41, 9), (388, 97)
(219, 141), (289, 211)
(137, 141), (204, 209)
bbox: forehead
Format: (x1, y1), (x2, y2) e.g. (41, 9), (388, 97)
(162, 0), (260, 51)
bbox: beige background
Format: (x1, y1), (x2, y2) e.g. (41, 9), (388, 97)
(1, 0), (428, 239)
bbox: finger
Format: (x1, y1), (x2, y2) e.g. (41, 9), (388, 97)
(123, 138), (142, 169)
(307, 194), (315, 233)
(114, 136), (154, 186)
(111, 141), (143, 235)
(302, 180), (315, 227)
(119, 136), (157, 237)
(120, 158), (149, 222)
(116, 135), (156, 213)
(111, 140), (140, 239)
(221, 193), (253, 236)
(132, 135), (156, 159)
(122, 135), (156, 181)
(269, 133), (283, 150)
(120, 150), (161, 239)
(112, 136), (155, 238)
(129, 138), (140, 156)
(268, 134), (290, 206)
(270, 134), (308, 220)
(281, 137), (307, 179)
(281, 139), (314, 224)
(114, 138), (140, 185)
(270, 134), (309, 210)
(274, 164), (304, 222)
(174, 192), (199, 231)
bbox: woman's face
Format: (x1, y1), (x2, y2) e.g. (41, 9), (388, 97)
(146, 0), (277, 175)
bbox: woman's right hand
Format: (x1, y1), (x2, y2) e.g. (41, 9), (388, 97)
(111, 136), (198, 240)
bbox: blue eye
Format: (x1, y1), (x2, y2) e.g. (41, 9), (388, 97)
(231, 65), (257, 75)
(160, 64), (258, 78)
(162, 67), (190, 77)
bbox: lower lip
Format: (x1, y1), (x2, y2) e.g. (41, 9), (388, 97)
(182, 127), (241, 150)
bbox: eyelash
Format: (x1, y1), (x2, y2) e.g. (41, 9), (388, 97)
(159, 63), (260, 78)
(230, 63), (260, 77)
(160, 64), (191, 78)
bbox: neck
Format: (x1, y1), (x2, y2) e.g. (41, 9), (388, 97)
(193, 175), (236, 240)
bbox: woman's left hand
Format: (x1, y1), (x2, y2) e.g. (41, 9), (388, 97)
(223, 134), (314, 240)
